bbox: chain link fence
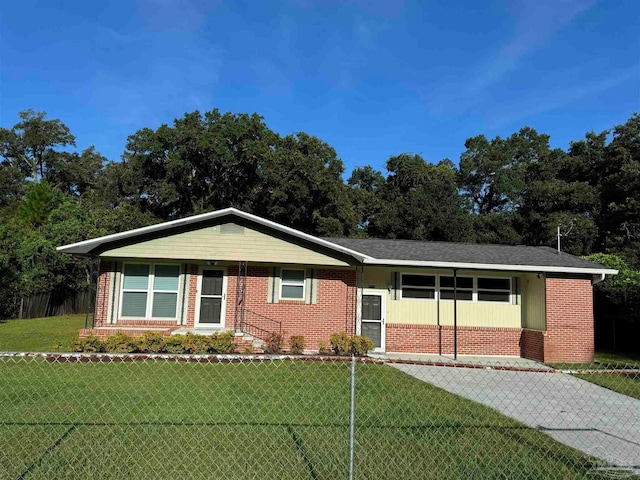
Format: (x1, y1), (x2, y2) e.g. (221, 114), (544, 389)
(0, 353), (638, 479)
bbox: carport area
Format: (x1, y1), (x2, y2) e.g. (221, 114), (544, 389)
(391, 362), (640, 472)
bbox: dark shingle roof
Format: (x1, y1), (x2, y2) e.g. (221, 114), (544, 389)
(324, 238), (608, 271)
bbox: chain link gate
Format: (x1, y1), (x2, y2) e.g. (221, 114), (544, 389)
(0, 353), (638, 479)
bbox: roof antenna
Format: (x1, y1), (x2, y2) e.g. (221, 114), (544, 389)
(557, 222), (573, 253)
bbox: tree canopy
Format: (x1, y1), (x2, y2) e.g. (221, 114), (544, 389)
(2, 108), (640, 350)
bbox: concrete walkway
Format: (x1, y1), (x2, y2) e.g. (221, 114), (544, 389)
(391, 363), (640, 471)
(374, 352), (551, 370)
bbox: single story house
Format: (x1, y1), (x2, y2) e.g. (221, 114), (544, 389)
(57, 208), (617, 363)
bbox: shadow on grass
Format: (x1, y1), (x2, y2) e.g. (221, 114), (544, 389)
(1, 420), (601, 476)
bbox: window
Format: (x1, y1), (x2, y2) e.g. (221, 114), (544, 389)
(280, 269), (305, 300)
(477, 277), (511, 303)
(120, 263), (181, 319)
(401, 274), (436, 299)
(440, 276), (473, 301)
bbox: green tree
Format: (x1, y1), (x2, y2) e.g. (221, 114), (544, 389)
(257, 132), (357, 236)
(368, 155), (472, 241)
(597, 114), (640, 267)
(0, 109), (75, 182)
(119, 109), (277, 219)
(348, 165), (385, 235)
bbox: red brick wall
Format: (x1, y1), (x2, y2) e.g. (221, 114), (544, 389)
(544, 278), (594, 363)
(185, 264), (198, 327)
(225, 266), (357, 350)
(386, 324), (522, 356)
(521, 329), (544, 361)
(94, 262), (112, 327)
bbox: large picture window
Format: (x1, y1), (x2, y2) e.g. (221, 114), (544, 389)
(120, 263), (181, 319)
(280, 269), (305, 300)
(400, 273), (512, 303)
(401, 274), (436, 299)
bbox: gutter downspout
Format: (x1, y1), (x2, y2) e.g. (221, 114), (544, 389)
(592, 273), (606, 285)
(453, 268), (458, 360)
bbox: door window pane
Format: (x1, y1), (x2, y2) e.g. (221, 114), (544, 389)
(362, 295), (382, 321)
(199, 297), (222, 323)
(362, 322), (381, 348)
(202, 270), (223, 296)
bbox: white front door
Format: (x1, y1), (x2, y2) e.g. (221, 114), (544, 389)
(361, 289), (386, 352)
(195, 268), (227, 328)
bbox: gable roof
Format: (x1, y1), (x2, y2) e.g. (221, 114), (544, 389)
(324, 238), (617, 275)
(57, 207), (617, 276)
(56, 208), (370, 262)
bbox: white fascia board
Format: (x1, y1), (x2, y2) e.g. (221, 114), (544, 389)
(362, 258), (618, 276)
(57, 207), (371, 262)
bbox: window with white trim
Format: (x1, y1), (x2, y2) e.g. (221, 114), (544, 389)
(401, 274), (436, 299)
(280, 269), (305, 300)
(477, 277), (511, 303)
(120, 263), (181, 319)
(440, 276), (473, 301)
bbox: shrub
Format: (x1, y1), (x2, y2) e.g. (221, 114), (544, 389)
(137, 332), (165, 353)
(289, 335), (305, 355)
(104, 333), (138, 353)
(318, 340), (329, 355)
(330, 332), (350, 355)
(350, 335), (375, 356)
(70, 336), (104, 353)
(163, 336), (186, 354)
(209, 331), (234, 353)
(182, 332), (210, 354)
(264, 332), (284, 354)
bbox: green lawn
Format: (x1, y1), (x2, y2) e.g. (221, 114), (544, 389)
(0, 358), (601, 479)
(547, 351), (640, 400)
(574, 372), (640, 400)
(0, 314), (85, 352)
(595, 350), (640, 368)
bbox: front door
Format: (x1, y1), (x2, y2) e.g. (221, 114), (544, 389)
(361, 289), (385, 352)
(196, 268), (227, 327)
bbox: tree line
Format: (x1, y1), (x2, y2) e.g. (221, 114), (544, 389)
(1, 108), (639, 350)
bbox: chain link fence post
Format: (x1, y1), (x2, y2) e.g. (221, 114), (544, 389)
(348, 354), (356, 480)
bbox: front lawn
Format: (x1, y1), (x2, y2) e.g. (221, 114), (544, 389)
(548, 351), (640, 400)
(0, 314), (85, 352)
(574, 372), (640, 400)
(0, 357), (601, 479)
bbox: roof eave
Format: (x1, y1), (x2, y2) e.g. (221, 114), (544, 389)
(362, 258), (618, 276)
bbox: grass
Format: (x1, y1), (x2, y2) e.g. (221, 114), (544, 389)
(546, 350), (640, 400)
(0, 314), (85, 352)
(0, 358), (602, 479)
(595, 350), (640, 368)
(574, 372), (640, 400)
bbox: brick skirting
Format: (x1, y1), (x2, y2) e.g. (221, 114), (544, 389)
(521, 329), (545, 361)
(385, 324), (523, 357)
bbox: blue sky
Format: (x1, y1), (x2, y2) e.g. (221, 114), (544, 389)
(1, 0), (638, 175)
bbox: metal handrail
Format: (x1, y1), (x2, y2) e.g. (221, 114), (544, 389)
(240, 309), (282, 340)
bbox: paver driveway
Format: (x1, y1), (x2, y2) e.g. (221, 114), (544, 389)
(392, 363), (640, 471)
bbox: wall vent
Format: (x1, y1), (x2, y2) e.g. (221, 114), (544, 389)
(220, 223), (245, 235)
